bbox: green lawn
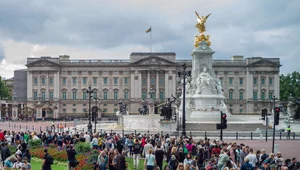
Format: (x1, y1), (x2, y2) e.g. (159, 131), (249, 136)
(31, 159), (67, 170)
(31, 157), (167, 170)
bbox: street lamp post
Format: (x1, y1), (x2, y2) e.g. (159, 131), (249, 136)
(87, 86), (94, 133)
(93, 95), (100, 133)
(177, 63), (192, 137)
(272, 95), (278, 153)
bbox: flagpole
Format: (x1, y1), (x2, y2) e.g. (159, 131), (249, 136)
(150, 26), (152, 53)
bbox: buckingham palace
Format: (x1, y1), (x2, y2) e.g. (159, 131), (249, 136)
(4, 52), (280, 119)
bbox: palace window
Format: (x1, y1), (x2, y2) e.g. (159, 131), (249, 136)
(253, 78), (257, 85)
(34, 78), (38, 85)
(103, 77), (108, 85)
(159, 78), (164, 86)
(229, 91), (233, 100)
(114, 91), (118, 100)
(239, 78), (243, 85)
(151, 78), (155, 85)
(49, 91), (53, 100)
(34, 91), (38, 100)
(114, 77), (118, 85)
(261, 78), (265, 85)
(142, 78), (147, 86)
(72, 91), (77, 100)
(83, 91), (87, 100)
(72, 77), (77, 85)
(41, 91), (46, 100)
(49, 77), (53, 85)
(124, 91), (129, 100)
(261, 91), (265, 100)
(229, 78), (233, 85)
(93, 77), (97, 85)
(239, 91), (244, 100)
(82, 77), (87, 85)
(269, 78), (273, 85)
(160, 91), (164, 100)
(142, 91), (147, 100)
(124, 78), (128, 85)
(41, 78), (45, 85)
(103, 91), (108, 100)
(62, 92), (66, 100)
(62, 78), (67, 85)
(253, 91), (257, 101)
(269, 91), (273, 100)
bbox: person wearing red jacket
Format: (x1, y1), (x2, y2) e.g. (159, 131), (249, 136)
(0, 130), (5, 142)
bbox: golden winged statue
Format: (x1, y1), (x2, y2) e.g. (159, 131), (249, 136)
(194, 11), (211, 47)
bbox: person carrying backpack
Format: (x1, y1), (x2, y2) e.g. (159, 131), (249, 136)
(41, 149), (53, 170)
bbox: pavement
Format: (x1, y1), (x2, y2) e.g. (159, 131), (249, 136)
(0, 121), (74, 132)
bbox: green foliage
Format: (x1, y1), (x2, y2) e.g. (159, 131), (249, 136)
(280, 71), (300, 101)
(29, 139), (42, 149)
(87, 149), (99, 165)
(75, 142), (91, 153)
(8, 145), (17, 153)
(0, 76), (11, 99)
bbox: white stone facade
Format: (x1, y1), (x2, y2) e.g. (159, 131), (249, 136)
(22, 53), (280, 118)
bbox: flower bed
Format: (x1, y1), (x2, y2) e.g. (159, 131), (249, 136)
(30, 145), (95, 170)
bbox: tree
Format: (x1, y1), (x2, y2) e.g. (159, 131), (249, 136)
(280, 71), (300, 101)
(0, 76), (11, 99)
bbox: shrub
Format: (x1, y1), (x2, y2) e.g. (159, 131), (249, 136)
(87, 150), (99, 165)
(29, 139), (42, 149)
(75, 142), (91, 153)
(8, 145), (17, 153)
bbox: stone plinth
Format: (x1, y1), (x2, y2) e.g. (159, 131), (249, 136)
(120, 114), (162, 131)
(159, 120), (177, 134)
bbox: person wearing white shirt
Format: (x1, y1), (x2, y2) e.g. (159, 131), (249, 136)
(245, 148), (257, 167)
(13, 158), (23, 169)
(84, 132), (91, 143)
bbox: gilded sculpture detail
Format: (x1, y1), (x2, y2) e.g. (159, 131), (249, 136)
(194, 11), (211, 48)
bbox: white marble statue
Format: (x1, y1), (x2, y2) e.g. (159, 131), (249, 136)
(219, 100), (228, 114)
(216, 79), (224, 95)
(195, 67), (216, 94)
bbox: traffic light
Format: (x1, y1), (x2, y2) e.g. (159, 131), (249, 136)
(221, 112), (227, 129)
(261, 109), (267, 120)
(274, 107), (280, 125)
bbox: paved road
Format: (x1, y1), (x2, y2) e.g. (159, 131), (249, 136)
(0, 121), (74, 132)
(223, 140), (300, 159)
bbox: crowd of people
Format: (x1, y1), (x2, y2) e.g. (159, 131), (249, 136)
(0, 128), (299, 170)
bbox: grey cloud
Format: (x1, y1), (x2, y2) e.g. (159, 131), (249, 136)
(0, 0), (299, 74)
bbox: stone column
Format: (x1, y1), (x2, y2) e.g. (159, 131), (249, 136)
(172, 71), (176, 97)
(130, 71), (135, 99)
(147, 71), (150, 95)
(137, 71), (142, 99)
(156, 71), (159, 99)
(54, 71), (60, 99)
(27, 71), (33, 99)
(165, 72), (169, 98)
(5, 104), (8, 118)
(274, 73), (280, 99)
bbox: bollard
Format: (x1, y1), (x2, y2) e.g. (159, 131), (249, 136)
(65, 122), (67, 129)
(190, 131), (192, 137)
(111, 129), (113, 134)
(147, 130), (150, 136)
(205, 131), (207, 139)
(40, 127), (42, 133)
(251, 132), (253, 140)
(122, 130), (124, 137)
(32, 126), (34, 131)
(100, 129), (102, 136)
(68, 127), (70, 132)
(293, 132), (296, 140)
(134, 130), (136, 135)
(236, 132), (238, 140)
(280, 132), (282, 140)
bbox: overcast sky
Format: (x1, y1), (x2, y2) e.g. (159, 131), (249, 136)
(0, 0), (299, 78)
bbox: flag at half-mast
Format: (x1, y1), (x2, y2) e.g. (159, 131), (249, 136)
(146, 27), (151, 33)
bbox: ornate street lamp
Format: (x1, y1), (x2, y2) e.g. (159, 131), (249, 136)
(93, 95), (101, 133)
(87, 86), (94, 133)
(177, 63), (192, 137)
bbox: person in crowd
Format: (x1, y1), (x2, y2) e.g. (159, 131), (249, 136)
(241, 158), (254, 170)
(246, 148), (257, 167)
(13, 157), (23, 169)
(97, 150), (108, 170)
(41, 149), (52, 170)
(116, 150), (126, 170)
(184, 152), (193, 169)
(1, 142), (11, 165)
(133, 138), (142, 169)
(217, 149), (229, 170)
(3, 157), (14, 169)
(262, 153), (275, 170)
(288, 158), (297, 170)
(22, 157), (32, 170)
(67, 144), (77, 170)
(144, 148), (156, 170)
(155, 144), (164, 170)
(143, 140), (154, 157)
(91, 134), (99, 150)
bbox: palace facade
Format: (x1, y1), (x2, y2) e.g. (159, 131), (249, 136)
(2, 52), (280, 119)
